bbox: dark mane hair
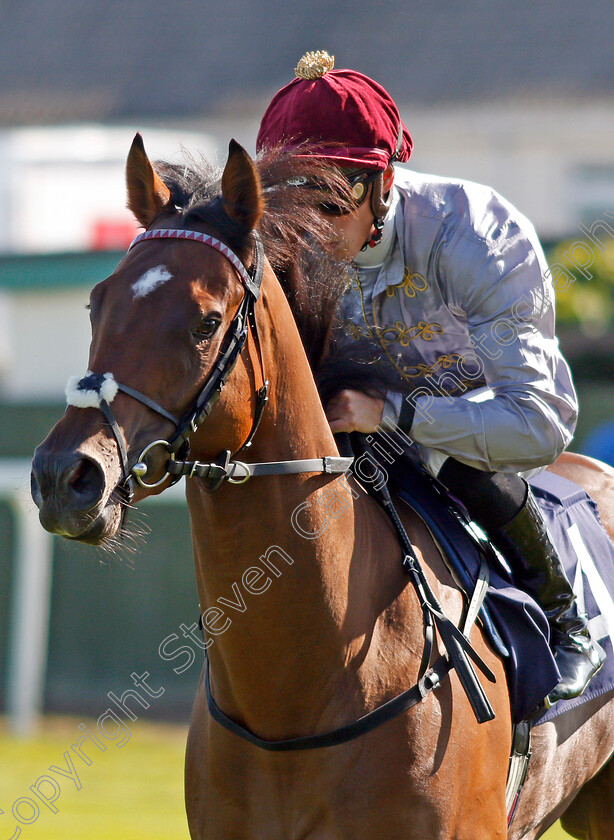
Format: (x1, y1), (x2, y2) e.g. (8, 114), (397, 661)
(154, 146), (357, 372)
(154, 145), (398, 400)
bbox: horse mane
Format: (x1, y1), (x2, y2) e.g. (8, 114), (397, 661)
(154, 147), (359, 372)
(154, 146), (400, 401)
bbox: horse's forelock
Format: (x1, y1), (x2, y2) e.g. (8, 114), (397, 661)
(152, 147), (354, 372)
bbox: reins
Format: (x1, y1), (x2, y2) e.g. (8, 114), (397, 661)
(203, 439), (498, 752)
(66, 222), (498, 752)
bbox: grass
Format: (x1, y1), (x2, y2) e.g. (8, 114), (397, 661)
(0, 715), (576, 838)
(0, 716), (189, 839)
(543, 823), (574, 839)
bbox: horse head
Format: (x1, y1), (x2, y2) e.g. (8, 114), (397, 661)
(31, 134), (268, 544)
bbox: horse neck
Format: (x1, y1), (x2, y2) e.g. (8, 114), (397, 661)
(186, 267), (401, 736)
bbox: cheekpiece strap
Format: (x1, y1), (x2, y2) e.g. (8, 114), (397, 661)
(65, 372), (132, 492)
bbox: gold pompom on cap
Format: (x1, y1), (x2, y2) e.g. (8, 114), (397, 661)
(294, 50), (335, 80)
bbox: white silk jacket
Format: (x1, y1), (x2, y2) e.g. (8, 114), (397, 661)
(341, 167), (578, 473)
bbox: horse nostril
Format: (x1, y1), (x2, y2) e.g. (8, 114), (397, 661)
(31, 451), (107, 519)
(62, 456), (106, 506)
(66, 459), (90, 492)
(30, 469), (42, 509)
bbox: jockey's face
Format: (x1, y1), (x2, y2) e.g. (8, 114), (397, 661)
(323, 165), (395, 261)
(327, 191), (379, 260)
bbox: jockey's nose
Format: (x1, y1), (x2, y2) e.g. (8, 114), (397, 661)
(31, 450), (106, 535)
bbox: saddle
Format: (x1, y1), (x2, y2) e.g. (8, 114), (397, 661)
(376, 449), (614, 726)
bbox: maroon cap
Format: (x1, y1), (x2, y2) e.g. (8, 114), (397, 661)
(256, 53), (413, 171)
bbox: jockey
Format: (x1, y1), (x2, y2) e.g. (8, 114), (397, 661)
(256, 50), (605, 706)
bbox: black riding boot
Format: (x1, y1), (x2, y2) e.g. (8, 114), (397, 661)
(491, 488), (606, 705)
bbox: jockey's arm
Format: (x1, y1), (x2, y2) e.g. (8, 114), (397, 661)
(380, 194), (578, 473)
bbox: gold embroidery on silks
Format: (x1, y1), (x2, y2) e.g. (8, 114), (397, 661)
(397, 353), (465, 381)
(347, 272), (448, 384)
(344, 319), (443, 346)
(345, 272), (486, 394)
(385, 266), (428, 298)
(381, 321), (442, 346)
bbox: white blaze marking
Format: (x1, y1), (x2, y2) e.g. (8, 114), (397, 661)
(132, 265), (172, 298)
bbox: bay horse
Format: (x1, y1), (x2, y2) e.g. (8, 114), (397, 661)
(31, 134), (614, 839)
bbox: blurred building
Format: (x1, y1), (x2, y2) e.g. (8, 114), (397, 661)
(1, 2), (614, 399)
(0, 126), (215, 400)
(1, 2), (614, 243)
(1, 2), (614, 400)
(1, 0), (614, 721)
(0, 125), (215, 254)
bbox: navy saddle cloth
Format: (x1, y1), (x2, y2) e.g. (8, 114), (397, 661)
(391, 462), (614, 724)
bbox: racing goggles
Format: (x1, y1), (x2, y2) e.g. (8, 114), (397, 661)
(288, 168), (381, 216)
(319, 169), (381, 216)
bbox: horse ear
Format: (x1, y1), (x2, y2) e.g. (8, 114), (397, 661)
(126, 133), (173, 227)
(221, 139), (264, 230)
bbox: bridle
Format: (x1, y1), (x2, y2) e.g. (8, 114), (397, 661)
(128, 226), (270, 494)
(66, 226), (352, 502)
(66, 223), (499, 756)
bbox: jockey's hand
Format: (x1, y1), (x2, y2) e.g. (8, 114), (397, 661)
(325, 389), (384, 434)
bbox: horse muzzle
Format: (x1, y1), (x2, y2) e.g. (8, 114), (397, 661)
(31, 447), (118, 542)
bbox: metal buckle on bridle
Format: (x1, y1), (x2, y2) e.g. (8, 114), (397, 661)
(132, 439), (175, 489)
(226, 461), (251, 484)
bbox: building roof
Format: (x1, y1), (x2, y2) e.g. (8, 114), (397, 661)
(2, 1), (614, 125)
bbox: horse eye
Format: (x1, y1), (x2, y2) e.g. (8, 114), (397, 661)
(192, 316), (221, 340)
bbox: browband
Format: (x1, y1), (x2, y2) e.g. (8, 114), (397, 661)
(129, 229), (261, 299)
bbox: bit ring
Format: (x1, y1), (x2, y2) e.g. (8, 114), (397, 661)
(132, 439), (174, 488)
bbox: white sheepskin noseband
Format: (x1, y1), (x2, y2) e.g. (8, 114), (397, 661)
(65, 371), (119, 408)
